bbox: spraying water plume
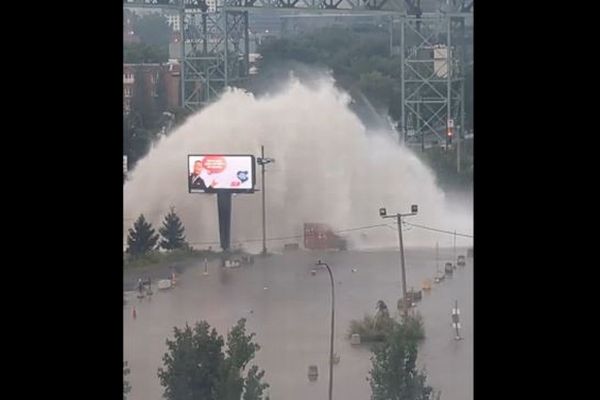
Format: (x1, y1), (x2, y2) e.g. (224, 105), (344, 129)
(124, 76), (472, 252)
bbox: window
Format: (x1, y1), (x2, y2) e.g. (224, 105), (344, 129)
(124, 87), (132, 97)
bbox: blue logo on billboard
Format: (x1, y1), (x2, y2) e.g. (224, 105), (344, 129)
(237, 171), (249, 182)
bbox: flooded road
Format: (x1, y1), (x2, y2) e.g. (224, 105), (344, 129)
(124, 248), (472, 400)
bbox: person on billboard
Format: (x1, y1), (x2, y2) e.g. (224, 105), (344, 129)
(189, 160), (210, 191)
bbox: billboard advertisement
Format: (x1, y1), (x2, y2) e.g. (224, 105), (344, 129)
(188, 154), (256, 193)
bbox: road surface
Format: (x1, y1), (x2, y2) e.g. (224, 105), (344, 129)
(124, 247), (472, 400)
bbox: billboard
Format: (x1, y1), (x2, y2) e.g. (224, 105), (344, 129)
(188, 154), (256, 193)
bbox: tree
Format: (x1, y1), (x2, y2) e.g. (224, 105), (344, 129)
(254, 24), (473, 194)
(124, 361), (131, 400)
(243, 365), (270, 400)
(126, 214), (159, 257)
(168, 106), (191, 126)
(368, 322), (434, 400)
(133, 13), (171, 50)
(131, 66), (158, 129)
(124, 42), (168, 64)
(123, 111), (158, 168)
(158, 318), (269, 400)
(358, 71), (396, 108)
(159, 207), (188, 251)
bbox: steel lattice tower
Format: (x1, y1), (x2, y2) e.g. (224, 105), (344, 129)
(398, 11), (472, 148)
(123, 1), (473, 124)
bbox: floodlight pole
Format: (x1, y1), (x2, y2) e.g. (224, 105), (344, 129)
(257, 146), (275, 256)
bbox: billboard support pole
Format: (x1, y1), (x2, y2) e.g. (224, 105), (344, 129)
(217, 191), (232, 252)
(188, 154), (256, 256)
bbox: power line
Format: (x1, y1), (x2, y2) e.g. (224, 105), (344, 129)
(333, 223), (390, 233)
(402, 221), (473, 238)
(124, 219), (472, 246)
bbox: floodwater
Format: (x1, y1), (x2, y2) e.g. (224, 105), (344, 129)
(124, 248), (473, 400)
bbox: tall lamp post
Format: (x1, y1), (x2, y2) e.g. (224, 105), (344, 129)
(315, 260), (335, 400)
(379, 204), (418, 318)
(256, 145), (275, 256)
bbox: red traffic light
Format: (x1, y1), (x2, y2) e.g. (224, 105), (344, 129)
(447, 130), (453, 137)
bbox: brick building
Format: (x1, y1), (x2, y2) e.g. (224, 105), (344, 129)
(123, 61), (180, 113)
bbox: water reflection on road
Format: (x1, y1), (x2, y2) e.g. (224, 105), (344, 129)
(124, 248), (472, 400)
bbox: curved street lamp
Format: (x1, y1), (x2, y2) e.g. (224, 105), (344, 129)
(315, 259), (335, 400)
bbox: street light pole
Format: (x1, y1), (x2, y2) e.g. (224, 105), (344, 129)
(316, 260), (335, 400)
(396, 213), (408, 316)
(261, 146), (266, 255)
(453, 230), (457, 264)
(257, 146), (274, 256)
(379, 205), (418, 318)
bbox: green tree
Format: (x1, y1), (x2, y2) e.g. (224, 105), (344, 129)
(358, 71), (396, 108)
(124, 361), (131, 400)
(167, 106), (191, 126)
(131, 66), (158, 129)
(158, 319), (269, 400)
(255, 24), (473, 192)
(133, 13), (171, 50)
(123, 110), (158, 168)
(368, 322), (434, 400)
(124, 42), (168, 64)
(159, 207), (188, 251)
(243, 365), (270, 400)
(126, 214), (159, 257)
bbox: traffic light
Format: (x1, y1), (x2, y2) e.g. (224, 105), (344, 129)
(446, 129), (453, 147)
(446, 119), (454, 148)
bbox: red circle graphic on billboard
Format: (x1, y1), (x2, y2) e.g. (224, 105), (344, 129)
(202, 155), (227, 174)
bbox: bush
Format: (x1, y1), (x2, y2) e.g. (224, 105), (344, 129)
(348, 314), (398, 343)
(348, 310), (425, 344)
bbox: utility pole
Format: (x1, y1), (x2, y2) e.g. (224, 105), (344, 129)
(418, 98), (423, 152)
(397, 213), (407, 313)
(453, 230), (457, 264)
(436, 241), (439, 272)
(379, 204), (418, 318)
(389, 16), (393, 57)
(257, 146), (275, 256)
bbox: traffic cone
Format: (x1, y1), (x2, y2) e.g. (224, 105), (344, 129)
(132, 306), (137, 320)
